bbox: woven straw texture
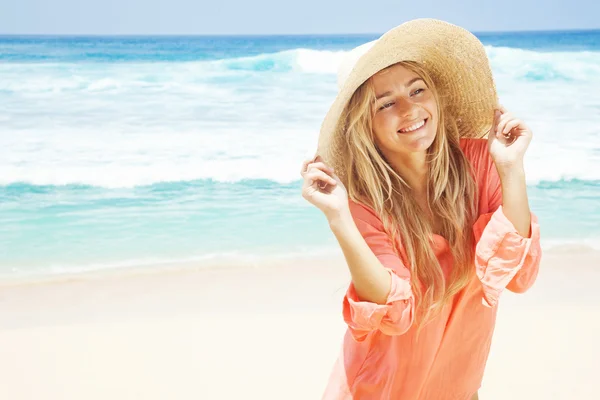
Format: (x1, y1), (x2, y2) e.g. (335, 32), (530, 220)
(316, 18), (498, 174)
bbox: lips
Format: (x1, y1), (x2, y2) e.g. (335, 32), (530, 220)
(398, 118), (428, 134)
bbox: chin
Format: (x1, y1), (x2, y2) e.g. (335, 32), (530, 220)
(404, 131), (436, 153)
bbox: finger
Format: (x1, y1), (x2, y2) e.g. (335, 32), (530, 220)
(493, 109), (502, 129)
(300, 159), (311, 176)
(502, 119), (521, 135)
(305, 170), (338, 187)
(488, 110), (499, 144)
(312, 156), (338, 177)
(497, 111), (512, 124)
(489, 109), (500, 138)
(496, 114), (513, 137)
(301, 154), (323, 176)
(305, 161), (334, 175)
(304, 169), (337, 184)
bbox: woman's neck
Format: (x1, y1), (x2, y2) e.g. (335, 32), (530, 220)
(388, 150), (444, 234)
(390, 151), (428, 194)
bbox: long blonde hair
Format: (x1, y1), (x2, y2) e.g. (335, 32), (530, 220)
(341, 61), (479, 325)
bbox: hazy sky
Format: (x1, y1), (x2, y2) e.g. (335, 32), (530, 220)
(1, 0), (599, 35)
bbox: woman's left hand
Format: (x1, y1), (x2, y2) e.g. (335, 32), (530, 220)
(487, 105), (533, 171)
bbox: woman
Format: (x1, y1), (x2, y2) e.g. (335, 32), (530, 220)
(300, 19), (541, 399)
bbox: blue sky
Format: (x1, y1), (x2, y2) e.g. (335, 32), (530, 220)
(1, 0), (599, 35)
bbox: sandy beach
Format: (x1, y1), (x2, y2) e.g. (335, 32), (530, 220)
(0, 248), (598, 400)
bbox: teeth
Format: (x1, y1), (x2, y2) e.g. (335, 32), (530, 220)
(399, 119), (425, 133)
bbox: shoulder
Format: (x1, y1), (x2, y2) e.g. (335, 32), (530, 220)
(348, 199), (383, 227)
(459, 137), (489, 163)
(459, 137), (495, 175)
(460, 138), (502, 213)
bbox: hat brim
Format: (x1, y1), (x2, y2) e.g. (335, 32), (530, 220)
(316, 18), (498, 168)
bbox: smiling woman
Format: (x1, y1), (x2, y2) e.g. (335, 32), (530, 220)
(370, 63), (439, 167)
(301, 19), (541, 399)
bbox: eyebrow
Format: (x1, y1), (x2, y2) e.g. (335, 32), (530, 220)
(375, 77), (424, 100)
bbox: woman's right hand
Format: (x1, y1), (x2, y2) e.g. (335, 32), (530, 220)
(301, 155), (349, 221)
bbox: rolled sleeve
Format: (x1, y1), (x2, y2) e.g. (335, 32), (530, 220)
(474, 206), (542, 308)
(343, 267), (415, 341)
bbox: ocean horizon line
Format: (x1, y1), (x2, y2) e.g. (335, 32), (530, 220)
(1, 27), (599, 38)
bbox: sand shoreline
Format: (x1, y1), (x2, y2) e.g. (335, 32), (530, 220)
(1, 244), (596, 287)
(0, 250), (598, 399)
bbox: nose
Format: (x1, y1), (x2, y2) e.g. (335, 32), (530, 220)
(395, 97), (419, 120)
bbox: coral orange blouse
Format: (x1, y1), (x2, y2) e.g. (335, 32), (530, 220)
(322, 138), (542, 400)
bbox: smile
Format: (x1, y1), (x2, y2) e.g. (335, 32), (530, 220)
(398, 118), (427, 134)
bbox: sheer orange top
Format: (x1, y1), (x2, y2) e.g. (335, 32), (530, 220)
(322, 138), (542, 400)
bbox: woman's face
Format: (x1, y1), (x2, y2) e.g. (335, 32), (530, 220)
(370, 64), (438, 156)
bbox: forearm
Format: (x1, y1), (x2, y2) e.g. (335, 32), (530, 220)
(329, 212), (392, 305)
(497, 163), (532, 238)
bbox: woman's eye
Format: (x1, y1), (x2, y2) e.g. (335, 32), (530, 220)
(377, 89), (425, 110)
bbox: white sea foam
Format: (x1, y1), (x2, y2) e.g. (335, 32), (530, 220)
(1, 46), (599, 188)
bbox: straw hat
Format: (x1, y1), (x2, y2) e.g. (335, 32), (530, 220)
(316, 18), (498, 176)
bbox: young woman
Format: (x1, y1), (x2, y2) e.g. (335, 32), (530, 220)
(301, 19), (541, 399)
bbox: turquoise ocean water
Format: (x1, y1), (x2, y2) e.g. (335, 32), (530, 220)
(1, 30), (599, 278)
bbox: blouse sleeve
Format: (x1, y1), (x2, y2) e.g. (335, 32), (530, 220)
(472, 143), (542, 308)
(342, 202), (415, 342)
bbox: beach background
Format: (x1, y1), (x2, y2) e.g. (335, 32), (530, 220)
(1, 29), (599, 399)
(2, 31), (600, 278)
